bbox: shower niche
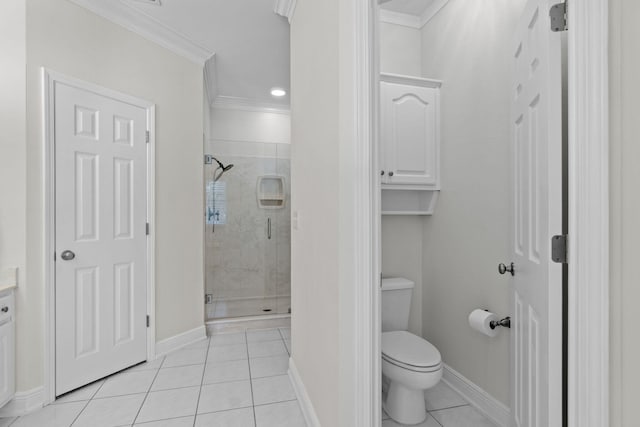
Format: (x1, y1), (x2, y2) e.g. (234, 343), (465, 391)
(204, 141), (291, 320)
(257, 175), (286, 209)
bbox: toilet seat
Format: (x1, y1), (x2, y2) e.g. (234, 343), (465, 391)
(382, 331), (441, 371)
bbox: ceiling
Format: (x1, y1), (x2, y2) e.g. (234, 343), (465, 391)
(380, 0), (437, 16)
(74, 0), (291, 108)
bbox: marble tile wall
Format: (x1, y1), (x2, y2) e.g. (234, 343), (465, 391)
(204, 144), (291, 319)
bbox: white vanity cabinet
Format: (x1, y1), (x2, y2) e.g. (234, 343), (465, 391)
(0, 290), (15, 409)
(380, 74), (442, 214)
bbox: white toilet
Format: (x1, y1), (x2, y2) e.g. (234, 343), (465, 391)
(381, 278), (442, 425)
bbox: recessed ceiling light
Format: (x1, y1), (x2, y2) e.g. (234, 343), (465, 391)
(271, 87), (287, 97)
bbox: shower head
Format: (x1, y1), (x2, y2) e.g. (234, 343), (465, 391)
(222, 163), (234, 172)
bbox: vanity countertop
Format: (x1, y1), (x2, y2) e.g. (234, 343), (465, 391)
(0, 267), (18, 294)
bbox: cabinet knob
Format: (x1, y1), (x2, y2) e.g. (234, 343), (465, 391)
(1, 306), (8, 313)
(388, 171), (394, 177)
(380, 170), (385, 176)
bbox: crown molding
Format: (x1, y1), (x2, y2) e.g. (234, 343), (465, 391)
(379, 0), (450, 29)
(203, 54), (218, 105)
(419, 0), (449, 27)
(211, 96), (290, 115)
(273, 0), (297, 23)
(69, 0), (212, 65)
(379, 9), (421, 28)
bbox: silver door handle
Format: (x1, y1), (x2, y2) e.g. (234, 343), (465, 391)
(61, 250), (76, 261)
(498, 262), (514, 276)
(268, 218), (272, 240)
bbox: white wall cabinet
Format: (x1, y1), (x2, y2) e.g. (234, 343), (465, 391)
(380, 74), (441, 214)
(0, 290), (15, 409)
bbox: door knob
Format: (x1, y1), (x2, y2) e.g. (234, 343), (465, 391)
(61, 250), (76, 261)
(498, 262), (514, 276)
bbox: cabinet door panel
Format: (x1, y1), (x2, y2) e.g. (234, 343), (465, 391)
(382, 82), (438, 186)
(0, 320), (15, 407)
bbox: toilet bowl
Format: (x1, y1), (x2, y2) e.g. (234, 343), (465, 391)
(380, 277), (443, 425)
(381, 330), (443, 425)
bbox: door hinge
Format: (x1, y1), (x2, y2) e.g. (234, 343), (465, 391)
(550, 2), (567, 32)
(145, 130), (150, 143)
(551, 234), (568, 263)
(146, 315), (150, 328)
(146, 222), (150, 235)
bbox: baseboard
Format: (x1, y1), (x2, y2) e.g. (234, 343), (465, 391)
(288, 358), (321, 427)
(442, 363), (510, 427)
(155, 325), (207, 357)
(0, 387), (44, 417)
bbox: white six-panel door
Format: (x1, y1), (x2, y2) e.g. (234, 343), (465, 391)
(54, 82), (148, 396)
(510, 1), (563, 426)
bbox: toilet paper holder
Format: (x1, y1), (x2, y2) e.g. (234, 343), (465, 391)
(489, 316), (511, 330)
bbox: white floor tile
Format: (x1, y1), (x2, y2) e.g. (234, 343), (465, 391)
(248, 340), (287, 358)
(72, 393), (146, 427)
(163, 348), (208, 368)
(252, 375), (296, 406)
(249, 355), (289, 379)
(382, 409), (390, 420)
(0, 418), (16, 427)
(430, 405), (498, 427)
(284, 339), (291, 355)
(134, 416), (194, 426)
(207, 343), (248, 363)
(11, 401), (86, 427)
(94, 370), (157, 398)
(195, 407), (255, 427)
(382, 413), (440, 427)
(126, 357), (165, 373)
(135, 387), (200, 424)
(424, 381), (469, 411)
(151, 364), (205, 391)
(254, 400), (307, 427)
(54, 379), (104, 404)
(279, 328), (291, 339)
(210, 332), (246, 346)
(197, 380), (253, 414)
(203, 359), (250, 384)
(182, 338), (210, 350)
(246, 329), (282, 343)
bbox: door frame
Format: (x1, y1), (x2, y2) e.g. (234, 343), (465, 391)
(41, 69), (156, 404)
(352, 0), (609, 426)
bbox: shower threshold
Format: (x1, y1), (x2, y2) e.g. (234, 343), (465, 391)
(206, 313), (291, 335)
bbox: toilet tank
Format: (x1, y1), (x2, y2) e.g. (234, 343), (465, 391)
(381, 277), (415, 332)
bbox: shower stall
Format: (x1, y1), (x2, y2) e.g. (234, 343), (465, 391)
(204, 141), (291, 320)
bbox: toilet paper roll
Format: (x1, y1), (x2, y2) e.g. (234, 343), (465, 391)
(468, 309), (500, 337)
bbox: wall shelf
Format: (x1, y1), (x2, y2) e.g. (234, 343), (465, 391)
(257, 175), (286, 209)
(381, 188), (439, 216)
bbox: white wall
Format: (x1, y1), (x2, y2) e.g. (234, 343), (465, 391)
(209, 107), (291, 144)
(0, 0), (27, 388)
(609, 0), (640, 425)
(379, 22), (422, 76)
(290, 0), (341, 424)
(12, 0), (204, 393)
(420, 0), (525, 406)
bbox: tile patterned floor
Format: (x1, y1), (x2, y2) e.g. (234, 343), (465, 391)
(0, 327), (303, 427)
(1, 326), (498, 427)
(382, 381), (499, 427)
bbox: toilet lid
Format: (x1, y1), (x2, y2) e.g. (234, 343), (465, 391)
(381, 331), (441, 368)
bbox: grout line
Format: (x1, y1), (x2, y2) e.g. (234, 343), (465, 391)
(429, 412), (445, 427)
(427, 403), (471, 413)
(192, 337), (212, 426)
(131, 414), (195, 426)
(244, 329), (257, 427)
(69, 378), (108, 426)
(252, 397), (298, 408)
(131, 353), (167, 426)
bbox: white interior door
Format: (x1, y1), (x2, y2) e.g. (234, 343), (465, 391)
(55, 82), (148, 396)
(510, 1), (563, 426)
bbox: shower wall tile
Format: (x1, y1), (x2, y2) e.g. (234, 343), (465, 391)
(204, 149), (291, 318)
